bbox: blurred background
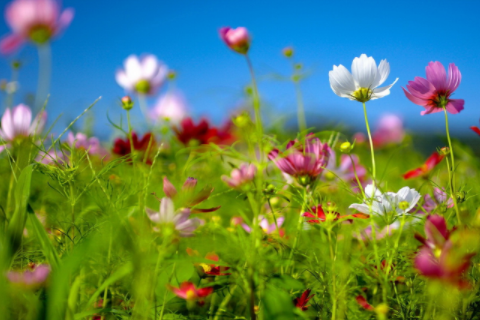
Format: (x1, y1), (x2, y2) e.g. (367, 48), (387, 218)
(0, 0), (479, 147)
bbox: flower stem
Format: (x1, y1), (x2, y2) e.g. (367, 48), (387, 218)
(35, 44), (51, 110)
(362, 102), (376, 186)
(286, 187), (308, 273)
(293, 77), (306, 134)
(443, 108), (461, 225)
(245, 55), (264, 162)
(327, 229), (337, 320)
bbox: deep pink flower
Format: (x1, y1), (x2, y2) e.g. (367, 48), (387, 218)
(471, 119), (480, 136)
(1, 0), (74, 54)
(419, 188), (454, 213)
(170, 281), (213, 301)
(403, 62), (464, 115)
(403, 152), (444, 179)
(222, 163), (257, 188)
(268, 135), (330, 185)
(372, 114), (405, 147)
(219, 27), (250, 54)
(293, 289), (314, 311)
(7, 264), (50, 288)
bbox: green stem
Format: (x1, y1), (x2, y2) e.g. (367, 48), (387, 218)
(286, 188), (308, 273)
(327, 229), (337, 320)
(293, 79), (306, 134)
(35, 44), (51, 110)
(138, 95), (151, 125)
(213, 285), (237, 320)
(443, 108), (461, 224)
(245, 54), (264, 162)
(362, 102), (376, 186)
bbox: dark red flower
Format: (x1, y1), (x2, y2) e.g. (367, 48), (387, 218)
(356, 295), (374, 311)
(293, 289), (314, 311)
(471, 119), (480, 136)
(202, 253), (231, 276)
(303, 205), (368, 224)
(403, 152), (444, 179)
(173, 117), (235, 146)
(112, 132), (155, 163)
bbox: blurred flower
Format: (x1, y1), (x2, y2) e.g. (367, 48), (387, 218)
(115, 54), (168, 95)
(222, 163), (257, 189)
(150, 90), (188, 125)
(350, 184), (421, 216)
(356, 295), (374, 311)
(403, 61), (464, 115)
(303, 205), (369, 224)
(219, 27), (250, 54)
(418, 188), (454, 213)
(268, 134), (330, 186)
(414, 215), (474, 288)
(173, 117), (235, 146)
(293, 289), (314, 311)
(323, 148), (366, 191)
(7, 264), (50, 288)
(471, 119), (480, 136)
(163, 176), (220, 213)
(328, 54), (398, 102)
(0, 104), (46, 141)
(146, 197), (204, 237)
(242, 215), (284, 235)
(0, 0), (74, 54)
(170, 281), (213, 302)
(403, 151), (444, 179)
(199, 252), (231, 276)
(372, 114), (405, 147)
(66, 132), (106, 156)
(112, 132), (154, 163)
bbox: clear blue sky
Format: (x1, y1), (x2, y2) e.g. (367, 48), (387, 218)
(1, 0), (479, 139)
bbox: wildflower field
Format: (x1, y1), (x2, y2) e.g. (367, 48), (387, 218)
(1, 1), (480, 320)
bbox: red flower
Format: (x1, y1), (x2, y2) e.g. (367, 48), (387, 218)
(403, 152), (444, 179)
(356, 295), (374, 311)
(170, 281), (213, 303)
(293, 289), (314, 311)
(303, 205), (369, 224)
(202, 253), (231, 276)
(471, 119), (480, 136)
(173, 117), (235, 146)
(112, 132), (155, 163)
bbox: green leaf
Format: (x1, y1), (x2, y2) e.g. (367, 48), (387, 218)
(28, 203), (60, 268)
(86, 262), (133, 307)
(7, 164), (34, 255)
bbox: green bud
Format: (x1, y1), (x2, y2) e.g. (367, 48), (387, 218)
(298, 176), (312, 186)
(439, 147), (450, 156)
(167, 70), (177, 80)
(282, 47), (294, 58)
(456, 191), (466, 203)
(340, 141), (353, 153)
(121, 96), (134, 110)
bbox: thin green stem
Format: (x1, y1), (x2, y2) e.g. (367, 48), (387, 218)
(35, 44), (51, 110)
(286, 188), (308, 273)
(362, 102), (376, 186)
(138, 95), (151, 126)
(327, 229), (337, 320)
(245, 54), (264, 162)
(294, 80), (306, 134)
(443, 108), (461, 224)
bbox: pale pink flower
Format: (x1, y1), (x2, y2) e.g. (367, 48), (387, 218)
(7, 264), (50, 288)
(222, 163), (256, 188)
(149, 90), (188, 125)
(372, 114), (405, 147)
(115, 54), (168, 95)
(323, 148), (366, 191)
(242, 215), (284, 235)
(219, 27), (250, 54)
(0, 104), (46, 145)
(0, 0), (74, 54)
(419, 188), (454, 213)
(66, 132), (106, 156)
(403, 62), (464, 115)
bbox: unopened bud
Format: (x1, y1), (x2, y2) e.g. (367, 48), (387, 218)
(121, 96), (134, 110)
(12, 60), (21, 69)
(294, 63), (303, 70)
(340, 141), (353, 153)
(167, 70), (176, 80)
(326, 201), (337, 213)
(440, 147), (450, 156)
(456, 191), (466, 203)
(282, 47), (294, 58)
(233, 112), (251, 128)
(263, 183), (277, 196)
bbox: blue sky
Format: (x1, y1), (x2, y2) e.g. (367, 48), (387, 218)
(0, 0), (479, 139)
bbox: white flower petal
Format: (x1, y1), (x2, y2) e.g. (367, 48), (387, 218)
(329, 65), (356, 98)
(159, 197), (175, 222)
(141, 55), (159, 79)
(124, 55), (143, 83)
(351, 54), (377, 88)
(372, 78), (398, 99)
(371, 59), (390, 88)
(349, 203), (371, 215)
(115, 70), (133, 90)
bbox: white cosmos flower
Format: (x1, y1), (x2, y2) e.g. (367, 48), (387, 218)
(329, 54), (398, 102)
(115, 54), (168, 95)
(349, 184), (421, 216)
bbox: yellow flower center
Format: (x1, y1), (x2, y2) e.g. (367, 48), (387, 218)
(352, 87), (373, 103)
(29, 25), (52, 44)
(186, 289), (196, 300)
(199, 263), (212, 273)
(398, 201), (410, 211)
(134, 79), (151, 94)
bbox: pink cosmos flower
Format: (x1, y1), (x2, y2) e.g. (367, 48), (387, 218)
(146, 197), (204, 237)
(372, 114), (405, 147)
(414, 215), (474, 288)
(221, 163), (257, 189)
(66, 132), (106, 156)
(420, 188), (454, 213)
(0, 104), (46, 152)
(1, 0), (74, 54)
(471, 119), (480, 136)
(403, 62), (464, 115)
(149, 90), (188, 125)
(7, 264), (50, 288)
(242, 215), (284, 235)
(115, 54), (168, 95)
(170, 281), (213, 302)
(323, 148), (366, 191)
(268, 135), (330, 186)
(219, 27), (250, 54)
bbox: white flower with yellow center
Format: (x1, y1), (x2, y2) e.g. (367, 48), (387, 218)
(329, 54), (398, 103)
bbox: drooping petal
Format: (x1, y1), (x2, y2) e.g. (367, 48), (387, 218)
(371, 59), (390, 88)
(445, 99), (464, 114)
(371, 78), (398, 99)
(0, 34), (24, 54)
(351, 54), (377, 88)
(55, 8), (74, 34)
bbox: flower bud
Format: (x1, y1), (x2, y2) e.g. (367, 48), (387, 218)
(263, 183), (277, 197)
(12, 60), (21, 70)
(219, 27), (250, 55)
(456, 191), (466, 203)
(121, 96), (134, 110)
(167, 70), (177, 80)
(340, 141), (353, 153)
(326, 201), (337, 213)
(282, 47), (294, 58)
(439, 146), (450, 156)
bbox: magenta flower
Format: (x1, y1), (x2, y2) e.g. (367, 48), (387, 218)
(219, 27), (250, 54)
(268, 135), (330, 185)
(420, 188), (454, 213)
(0, 104), (46, 151)
(414, 215), (474, 288)
(403, 62), (464, 115)
(66, 132), (106, 156)
(323, 148), (366, 191)
(242, 215), (284, 235)
(222, 163), (257, 189)
(0, 0), (74, 54)
(149, 90), (188, 125)
(115, 54), (168, 95)
(146, 197), (204, 237)
(372, 114), (405, 147)
(7, 264), (50, 288)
